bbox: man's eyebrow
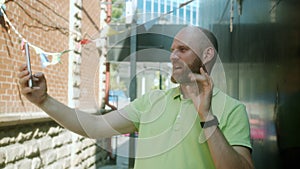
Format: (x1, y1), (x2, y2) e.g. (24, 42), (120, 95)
(170, 44), (190, 51)
(178, 45), (189, 49)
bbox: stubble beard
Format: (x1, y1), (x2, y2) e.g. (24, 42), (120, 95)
(171, 57), (202, 84)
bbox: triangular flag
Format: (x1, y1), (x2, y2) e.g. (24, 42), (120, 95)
(39, 53), (50, 68)
(20, 39), (25, 51)
(50, 53), (61, 65)
(33, 46), (43, 55)
(80, 39), (91, 45)
(0, 4), (6, 16)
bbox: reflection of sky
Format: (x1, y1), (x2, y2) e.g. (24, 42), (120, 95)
(131, 0), (298, 28)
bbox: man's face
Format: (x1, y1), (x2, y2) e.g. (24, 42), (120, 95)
(170, 27), (203, 84)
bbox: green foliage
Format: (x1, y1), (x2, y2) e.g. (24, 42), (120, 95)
(151, 71), (167, 90)
(112, 8), (123, 19)
(111, 0), (125, 23)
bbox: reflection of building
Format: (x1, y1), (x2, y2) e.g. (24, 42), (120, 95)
(111, 62), (175, 99)
(249, 112), (266, 140)
(108, 1), (300, 169)
(126, 0), (200, 25)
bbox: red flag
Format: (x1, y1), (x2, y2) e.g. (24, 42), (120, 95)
(80, 39), (91, 45)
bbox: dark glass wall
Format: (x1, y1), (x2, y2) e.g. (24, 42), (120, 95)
(107, 1), (300, 168)
(198, 0), (300, 168)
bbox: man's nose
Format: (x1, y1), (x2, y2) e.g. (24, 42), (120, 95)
(170, 50), (179, 61)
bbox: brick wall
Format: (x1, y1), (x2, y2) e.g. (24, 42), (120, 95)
(0, 121), (108, 168)
(79, 0), (104, 111)
(0, 0), (69, 113)
(0, 0), (109, 168)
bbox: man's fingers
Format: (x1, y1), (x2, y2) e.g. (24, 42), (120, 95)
(200, 67), (206, 75)
(18, 64), (27, 71)
(189, 73), (206, 82)
(206, 73), (214, 88)
(33, 72), (45, 83)
(21, 86), (41, 95)
(19, 73), (45, 88)
(19, 74), (31, 87)
(189, 71), (213, 88)
(33, 76), (39, 82)
(33, 72), (44, 78)
(18, 69), (29, 78)
(188, 67), (211, 82)
(21, 87), (33, 95)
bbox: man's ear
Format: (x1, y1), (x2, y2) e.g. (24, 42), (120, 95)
(202, 47), (215, 64)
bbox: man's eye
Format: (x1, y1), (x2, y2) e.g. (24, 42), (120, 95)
(179, 47), (187, 52)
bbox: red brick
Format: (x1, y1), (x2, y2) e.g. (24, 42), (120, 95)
(0, 0), (100, 114)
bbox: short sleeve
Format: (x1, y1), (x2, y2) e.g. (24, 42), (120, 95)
(121, 91), (153, 130)
(222, 104), (252, 150)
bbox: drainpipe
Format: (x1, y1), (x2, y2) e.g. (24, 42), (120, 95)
(104, 62), (117, 110)
(103, 0), (116, 111)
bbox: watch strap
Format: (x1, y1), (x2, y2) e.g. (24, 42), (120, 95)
(200, 115), (219, 128)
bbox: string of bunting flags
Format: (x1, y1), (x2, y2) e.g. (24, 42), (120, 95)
(0, 1), (125, 68)
(0, 1), (72, 68)
(0, 0), (195, 68)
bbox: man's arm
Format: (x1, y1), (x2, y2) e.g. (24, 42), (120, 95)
(39, 95), (136, 138)
(187, 68), (254, 169)
(203, 125), (254, 169)
(18, 64), (136, 138)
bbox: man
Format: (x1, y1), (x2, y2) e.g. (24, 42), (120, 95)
(18, 26), (254, 169)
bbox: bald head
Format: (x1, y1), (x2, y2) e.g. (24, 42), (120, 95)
(174, 26), (218, 57)
(173, 26), (218, 74)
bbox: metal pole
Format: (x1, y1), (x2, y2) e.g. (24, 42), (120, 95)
(128, 22), (137, 169)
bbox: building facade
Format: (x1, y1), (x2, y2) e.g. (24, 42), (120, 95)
(0, 0), (110, 168)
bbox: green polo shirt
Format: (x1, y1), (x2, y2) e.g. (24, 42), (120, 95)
(122, 87), (251, 169)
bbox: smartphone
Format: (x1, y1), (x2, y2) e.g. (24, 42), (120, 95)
(24, 42), (33, 88)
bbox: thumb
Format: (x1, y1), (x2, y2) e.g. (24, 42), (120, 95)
(33, 72), (46, 84)
(33, 72), (44, 78)
(33, 72), (45, 79)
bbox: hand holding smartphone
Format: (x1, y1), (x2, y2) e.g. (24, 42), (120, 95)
(24, 42), (33, 88)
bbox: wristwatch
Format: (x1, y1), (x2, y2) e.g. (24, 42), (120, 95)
(200, 115), (219, 128)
